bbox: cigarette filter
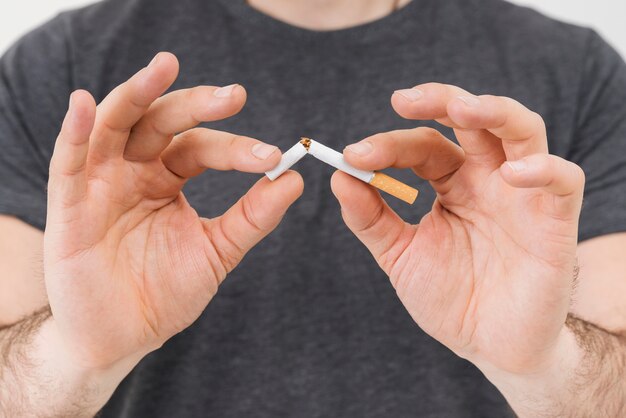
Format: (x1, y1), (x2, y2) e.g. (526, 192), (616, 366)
(305, 138), (418, 204)
(369, 172), (419, 205)
(265, 141), (308, 181)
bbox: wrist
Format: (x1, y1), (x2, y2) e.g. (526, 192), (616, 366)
(30, 316), (142, 414)
(477, 327), (583, 417)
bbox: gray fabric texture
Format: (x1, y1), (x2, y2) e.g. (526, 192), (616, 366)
(0, 0), (625, 416)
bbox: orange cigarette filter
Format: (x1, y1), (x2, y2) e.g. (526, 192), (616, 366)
(302, 138), (419, 205)
(369, 172), (419, 204)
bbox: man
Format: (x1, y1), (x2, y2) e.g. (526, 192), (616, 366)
(0, 0), (625, 416)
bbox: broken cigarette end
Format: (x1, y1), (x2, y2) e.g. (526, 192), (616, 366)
(370, 172), (419, 205)
(300, 137), (312, 151)
(265, 141), (309, 181)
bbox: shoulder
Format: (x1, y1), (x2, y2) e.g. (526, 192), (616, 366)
(427, 0), (601, 92)
(480, 0), (587, 33)
(59, 0), (226, 42)
(52, 0), (227, 99)
(467, 1), (625, 100)
(426, 0), (620, 154)
(457, 0), (594, 60)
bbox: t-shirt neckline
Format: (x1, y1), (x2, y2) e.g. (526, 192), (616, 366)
(215, 0), (432, 44)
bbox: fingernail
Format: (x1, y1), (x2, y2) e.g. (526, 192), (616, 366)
(506, 160), (527, 173)
(345, 141), (373, 156)
(252, 143), (278, 160)
(394, 88), (423, 102)
(214, 84), (238, 98)
(457, 95), (481, 107)
(148, 54), (160, 68)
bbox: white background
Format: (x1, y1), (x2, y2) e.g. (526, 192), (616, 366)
(0, 1), (625, 57)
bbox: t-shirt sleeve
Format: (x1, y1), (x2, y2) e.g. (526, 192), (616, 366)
(0, 15), (73, 230)
(568, 30), (626, 242)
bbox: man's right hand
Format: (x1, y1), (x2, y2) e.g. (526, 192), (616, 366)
(44, 52), (303, 371)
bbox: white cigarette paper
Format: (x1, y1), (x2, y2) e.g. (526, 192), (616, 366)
(307, 140), (374, 183)
(265, 137), (419, 204)
(307, 138), (418, 205)
(265, 141), (308, 181)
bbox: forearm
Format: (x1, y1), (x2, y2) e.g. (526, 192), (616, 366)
(0, 308), (132, 417)
(487, 314), (625, 417)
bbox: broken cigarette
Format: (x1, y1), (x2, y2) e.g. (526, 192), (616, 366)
(265, 137), (419, 204)
(265, 141), (308, 181)
(306, 138), (418, 204)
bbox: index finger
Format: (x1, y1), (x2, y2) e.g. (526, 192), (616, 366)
(89, 52), (179, 162)
(161, 128), (281, 179)
(392, 83), (548, 161)
(446, 94), (548, 160)
(344, 127), (465, 194)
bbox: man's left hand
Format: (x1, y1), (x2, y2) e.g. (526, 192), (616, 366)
(331, 82), (584, 381)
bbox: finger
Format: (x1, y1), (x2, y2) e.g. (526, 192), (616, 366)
(391, 82), (471, 127)
(500, 154), (585, 216)
(48, 90), (97, 207)
(89, 52), (179, 162)
(447, 94), (548, 160)
(391, 83), (504, 163)
(451, 128), (506, 167)
(206, 171), (304, 273)
(343, 127), (465, 194)
(124, 84), (247, 161)
(391, 83), (547, 162)
(330, 171), (415, 276)
(161, 128), (281, 178)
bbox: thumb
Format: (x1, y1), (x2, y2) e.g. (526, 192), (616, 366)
(330, 171), (415, 275)
(47, 90), (96, 216)
(205, 171), (304, 273)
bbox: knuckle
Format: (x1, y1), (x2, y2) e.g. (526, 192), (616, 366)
(118, 77), (144, 105)
(177, 127), (202, 144)
(500, 97), (545, 124)
(216, 239), (242, 274)
(570, 163), (586, 186)
(212, 219), (244, 273)
(229, 134), (253, 152)
(499, 95), (520, 107)
(127, 77), (154, 109)
(241, 194), (264, 232)
(133, 116), (171, 140)
(163, 129), (200, 161)
(368, 132), (398, 166)
(355, 201), (385, 234)
(49, 159), (83, 178)
(482, 94), (500, 102)
(535, 154), (555, 172)
(191, 86), (211, 99)
(47, 179), (85, 208)
(227, 133), (239, 148)
(419, 126), (446, 142)
(190, 87), (216, 121)
(48, 159), (63, 176)
(415, 81), (439, 90)
(529, 111), (546, 131)
(173, 128), (205, 154)
(189, 86), (209, 100)
(98, 118), (132, 136)
(371, 131), (395, 147)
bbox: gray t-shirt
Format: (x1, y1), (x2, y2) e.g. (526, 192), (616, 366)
(1, 0), (625, 416)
